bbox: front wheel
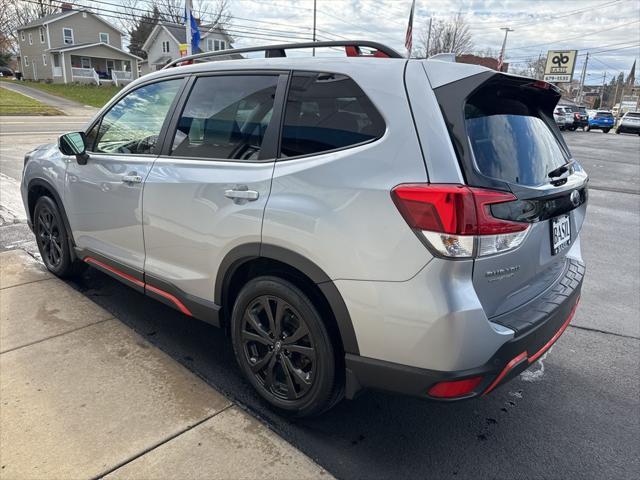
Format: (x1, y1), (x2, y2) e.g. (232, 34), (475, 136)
(33, 196), (79, 277)
(231, 276), (342, 417)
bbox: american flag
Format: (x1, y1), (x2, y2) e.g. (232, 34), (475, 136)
(405, 0), (416, 56)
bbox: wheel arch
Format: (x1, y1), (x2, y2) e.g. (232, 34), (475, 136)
(27, 178), (75, 247)
(216, 243), (360, 355)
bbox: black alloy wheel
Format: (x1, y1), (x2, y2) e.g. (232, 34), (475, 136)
(241, 295), (315, 401)
(33, 196), (77, 277)
(231, 276), (341, 417)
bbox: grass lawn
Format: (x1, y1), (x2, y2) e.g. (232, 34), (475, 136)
(0, 87), (63, 115)
(0, 78), (122, 108)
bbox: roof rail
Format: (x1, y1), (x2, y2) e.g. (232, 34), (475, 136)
(162, 40), (404, 69)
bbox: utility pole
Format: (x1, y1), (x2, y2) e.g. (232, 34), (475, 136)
(185, 0), (192, 56)
(576, 52), (589, 104)
(536, 52), (543, 79)
(498, 27), (514, 72)
(599, 71), (607, 109)
(426, 17), (432, 57)
(312, 0), (317, 57)
(613, 73), (621, 109)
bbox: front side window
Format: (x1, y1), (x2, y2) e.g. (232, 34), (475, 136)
(63, 28), (73, 44)
(90, 79), (183, 155)
(214, 39), (220, 51)
(20, 31), (25, 42)
(280, 72), (385, 157)
(28, 32), (33, 45)
(171, 75), (278, 161)
(39, 27), (45, 43)
(81, 57), (91, 69)
(24, 56), (29, 67)
(42, 54), (47, 66)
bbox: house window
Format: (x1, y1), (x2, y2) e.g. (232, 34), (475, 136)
(42, 54), (47, 66)
(40, 27), (45, 43)
(99, 32), (109, 43)
(28, 32), (33, 45)
(220, 41), (225, 50)
(82, 12), (87, 18)
(214, 39), (220, 51)
(20, 31), (25, 42)
(81, 57), (91, 69)
(206, 38), (213, 51)
(24, 56), (29, 67)
(162, 41), (170, 53)
(63, 28), (73, 45)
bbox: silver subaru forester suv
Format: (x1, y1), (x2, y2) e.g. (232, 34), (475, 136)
(22, 41), (586, 416)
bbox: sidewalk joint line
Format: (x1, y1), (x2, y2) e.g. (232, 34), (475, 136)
(91, 404), (234, 480)
(0, 276), (55, 291)
(0, 317), (114, 355)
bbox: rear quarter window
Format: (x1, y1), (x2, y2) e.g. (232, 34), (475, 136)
(279, 72), (385, 158)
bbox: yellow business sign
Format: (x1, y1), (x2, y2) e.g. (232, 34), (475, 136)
(543, 50), (578, 83)
(179, 43), (188, 57)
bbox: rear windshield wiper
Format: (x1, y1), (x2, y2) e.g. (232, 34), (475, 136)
(548, 159), (576, 179)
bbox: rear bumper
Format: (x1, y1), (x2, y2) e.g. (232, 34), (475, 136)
(345, 259), (585, 400)
(617, 124), (640, 133)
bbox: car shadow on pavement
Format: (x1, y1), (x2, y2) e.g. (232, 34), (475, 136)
(64, 267), (638, 480)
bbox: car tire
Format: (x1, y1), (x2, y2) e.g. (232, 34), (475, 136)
(603, 128), (610, 134)
(33, 196), (81, 278)
(568, 126), (577, 131)
(585, 125), (590, 132)
(616, 129), (621, 134)
(230, 276), (342, 417)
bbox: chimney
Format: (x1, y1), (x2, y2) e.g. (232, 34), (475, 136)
(60, 3), (73, 11)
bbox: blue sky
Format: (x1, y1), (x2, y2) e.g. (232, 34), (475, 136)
(229, 0), (640, 85)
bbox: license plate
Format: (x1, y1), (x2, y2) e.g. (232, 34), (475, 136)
(551, 215), (571, 255)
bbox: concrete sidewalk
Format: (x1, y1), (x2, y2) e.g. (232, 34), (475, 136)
(0, 82), (98, 116)
(0, 250), (331, 480)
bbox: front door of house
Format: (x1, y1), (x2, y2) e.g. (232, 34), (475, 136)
(106, 60), (115, 77)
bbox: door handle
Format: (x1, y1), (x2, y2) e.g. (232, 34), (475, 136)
(122, 174), (142, 184)
(224, 188), (259, 202)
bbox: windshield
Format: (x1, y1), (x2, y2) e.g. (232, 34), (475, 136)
(465, 87), (568, 187)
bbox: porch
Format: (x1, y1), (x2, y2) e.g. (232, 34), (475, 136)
(68, 55), (133, 86)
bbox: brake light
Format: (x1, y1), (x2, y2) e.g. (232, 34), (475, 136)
(391, 184), (529, 258)
(428, 376), (484, 398)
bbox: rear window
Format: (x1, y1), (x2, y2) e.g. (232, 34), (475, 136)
(465, 85), (568, 186)
(625, 112), (640, 118)
(595, 111), (613, 118)
(279, 72), (385, 157)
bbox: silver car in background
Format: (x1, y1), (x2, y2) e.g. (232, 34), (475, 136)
(616, 111), (640, 135)
(21, 41), (587, 417)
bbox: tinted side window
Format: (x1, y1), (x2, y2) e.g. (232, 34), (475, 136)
(171, 75), (278, 161)
(92, 79), (182, 154)
(280, 72), (385, 157)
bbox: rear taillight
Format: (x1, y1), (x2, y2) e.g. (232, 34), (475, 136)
(391, 184), (529, 258)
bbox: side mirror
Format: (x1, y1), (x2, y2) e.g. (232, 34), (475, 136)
(59, 132), (89, 165)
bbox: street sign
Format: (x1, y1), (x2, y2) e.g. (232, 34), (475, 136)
(543, 50), (578, 83)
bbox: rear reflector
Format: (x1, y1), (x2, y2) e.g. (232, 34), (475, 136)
(391, 184), (529, 258)
(428, 376), (484, 398)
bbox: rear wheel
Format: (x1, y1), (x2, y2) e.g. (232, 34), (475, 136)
(585, 125), (591, 132)
(231, 276), (341, 417)
(33, 196), (79, 277)
(568, 126), (577, 131)
(603, 128), (611, 133)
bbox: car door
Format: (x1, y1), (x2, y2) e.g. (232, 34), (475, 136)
(142, 72), (287, 305)
(65, 77), (185, 272)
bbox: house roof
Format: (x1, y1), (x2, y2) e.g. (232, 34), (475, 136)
(142, 21), (233, 53)
(18, 8), (125, 35)
(47, 42), (143, 60)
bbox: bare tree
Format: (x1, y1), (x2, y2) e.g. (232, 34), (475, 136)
(416, 11), (473, 58)
(511, 56), (546, 79)
(0, 0), (59, 53)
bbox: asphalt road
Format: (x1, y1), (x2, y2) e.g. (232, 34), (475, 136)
(0, 118), (638, 479)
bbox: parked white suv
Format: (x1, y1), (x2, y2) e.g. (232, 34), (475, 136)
(22, 41), (586, 416)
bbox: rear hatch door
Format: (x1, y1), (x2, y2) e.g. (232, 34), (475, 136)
(433, 73), (588, 322)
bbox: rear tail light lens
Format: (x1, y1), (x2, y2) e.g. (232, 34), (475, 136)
(391, 184), (529, 258)
(428, 376), (484, 398)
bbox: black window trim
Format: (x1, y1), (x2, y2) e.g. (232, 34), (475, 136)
(158, 69), (291, 164)
(275, 69), (387, 162)
(85, 74), (190, 158)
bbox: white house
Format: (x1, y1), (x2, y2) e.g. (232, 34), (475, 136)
(142, 21), (234, 73)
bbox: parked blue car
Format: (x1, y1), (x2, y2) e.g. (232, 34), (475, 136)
(586, 111), (615, 133)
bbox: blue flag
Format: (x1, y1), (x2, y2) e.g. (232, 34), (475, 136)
(184, 8), (201, 53)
